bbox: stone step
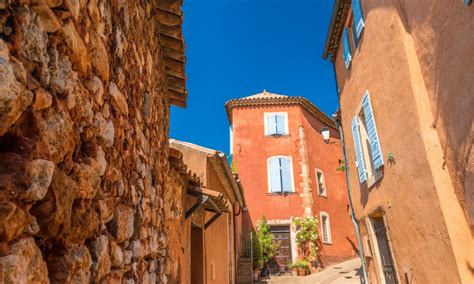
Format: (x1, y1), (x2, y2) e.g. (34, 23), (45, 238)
(238, 258), (252, 263)
(237, 269), (252, 276)
(237, 275), (253, 284)
(238, 262), (252, 268)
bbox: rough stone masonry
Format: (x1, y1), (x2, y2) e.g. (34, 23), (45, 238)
(0, 0), (186, 283)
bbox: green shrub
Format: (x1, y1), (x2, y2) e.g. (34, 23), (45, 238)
(289, 260), (309, 269)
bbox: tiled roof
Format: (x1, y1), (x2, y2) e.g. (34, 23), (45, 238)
(225, 90), (337, 129)
(158, 0), (187, 107)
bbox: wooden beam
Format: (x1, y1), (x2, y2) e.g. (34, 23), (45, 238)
(185, 195), (208, 219)
(204, 212), (222, 230)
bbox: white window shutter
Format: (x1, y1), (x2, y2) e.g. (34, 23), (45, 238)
(276, 115), (285, 135)
(269, 158), (282, 192)
(280, 158), (292, 192)
(352, 116), (367, 183)
(267, 115), (277, 135)
(362, 91), (384, 170)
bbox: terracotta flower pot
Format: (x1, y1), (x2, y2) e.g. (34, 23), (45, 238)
(291, 269), (298, 276)
(297, 268), (306, 276)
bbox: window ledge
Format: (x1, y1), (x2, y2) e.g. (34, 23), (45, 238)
(318, 194), (328, 198)
(267, 192), (297, 196)
(264, 134), (289, 138)
(322, 241), (333, 245)
(367, 168), (383, 189)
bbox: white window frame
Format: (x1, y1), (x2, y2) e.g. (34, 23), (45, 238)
(264, 112), (289, 136)
(315, 169), (327, 197)
(266, 155), (295, 193)
(320, 211), (332, 244)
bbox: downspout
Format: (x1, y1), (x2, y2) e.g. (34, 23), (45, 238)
(332, 63), (369, 284)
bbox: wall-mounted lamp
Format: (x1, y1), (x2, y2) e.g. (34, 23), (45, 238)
(321, 127), (331, 144)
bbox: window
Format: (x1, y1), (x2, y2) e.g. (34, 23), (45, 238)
(264, 112), (288, 136)
(352, 91), (384, 185)
(352, 0), (365, 40)
(342, 27), (352, 69)
(267, 156), (294, 193)
(315, 170), (327, 197)
(320, 212), (332, 244)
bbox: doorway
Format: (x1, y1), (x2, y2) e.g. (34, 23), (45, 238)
(268, 225), (292, 273)
(370, 217), (398, 284)
(191, 225), (204, 284)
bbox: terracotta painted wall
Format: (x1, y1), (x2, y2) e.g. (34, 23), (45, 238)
(232, 105), (306, 225)
(332, 1), (473, 282)
(301, 109), (357, 264)
(232, 104), (357, 264)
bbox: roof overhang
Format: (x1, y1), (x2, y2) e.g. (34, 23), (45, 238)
(186, 186), (229, 229)
(225, 96), (337, 129)
(322, 0), (351, 61)
(158, 0), (187, 108)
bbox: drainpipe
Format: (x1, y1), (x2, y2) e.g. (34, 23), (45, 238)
(331, 63), (369, 284)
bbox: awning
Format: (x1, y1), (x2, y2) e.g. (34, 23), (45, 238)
(186, 186), (229, 229)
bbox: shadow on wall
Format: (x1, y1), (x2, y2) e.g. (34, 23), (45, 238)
(392, 0), (474, 228)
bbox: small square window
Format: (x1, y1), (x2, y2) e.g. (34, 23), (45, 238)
(264, 112), (288, 136)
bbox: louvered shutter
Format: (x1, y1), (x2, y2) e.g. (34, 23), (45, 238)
(342, 28), (352, 69)
(267, 115), (277, 135)
(362, 91), (384, 169)
(280, 158), (292, 192)
(275, 115), (285, 135)
(352, 0), (365, 38)
(352, 116), (367, 183)
(269, 158), (282, 192)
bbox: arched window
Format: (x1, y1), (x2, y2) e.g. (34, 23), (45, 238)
(267, 156), (294, 193)
(320, 211), (332, 244)
(315, 169), (327, 197)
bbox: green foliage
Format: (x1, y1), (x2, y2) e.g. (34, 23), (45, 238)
(292, 216), (319, 261)
(336, 159), (345, 172)
(288, 260), (309, 269)
(255, 216), (280, 266)
(251, 231), (262, 269)
(230, 155), (238, 174)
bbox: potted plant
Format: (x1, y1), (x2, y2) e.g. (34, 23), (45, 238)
(288, 262), (298, 276)
(256, 216), (280, 277)
(252, 231), (262, 281)
(293, 260), (309, 276)
(292, 216), (319, 268)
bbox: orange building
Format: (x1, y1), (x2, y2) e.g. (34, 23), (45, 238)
(322, 0), (473, 283)
(226, 91), (358, 268)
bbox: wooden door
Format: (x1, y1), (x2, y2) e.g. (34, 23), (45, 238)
(270, 226), (292, 267)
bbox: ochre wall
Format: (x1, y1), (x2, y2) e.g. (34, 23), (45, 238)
(332, 1), (473, 282)
(205, 164), (233, 284)
(232, 103), (357, 265)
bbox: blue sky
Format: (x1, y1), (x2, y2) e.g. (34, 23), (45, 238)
(170, 0), (337, 154)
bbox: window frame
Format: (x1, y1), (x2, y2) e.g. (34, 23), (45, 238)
(315, 169), (327, 197)
(320, 211), (332, 244)
(264, 112), (289, 136)
(266, 155), (295, 193)
(354, 93), (384, 187)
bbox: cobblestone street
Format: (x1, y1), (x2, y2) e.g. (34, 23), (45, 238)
(257, 258), (361, 284)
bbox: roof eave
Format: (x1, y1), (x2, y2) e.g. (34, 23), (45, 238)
(322, 0), (342, 60)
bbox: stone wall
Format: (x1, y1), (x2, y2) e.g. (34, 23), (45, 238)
(0, 1), (185, 283)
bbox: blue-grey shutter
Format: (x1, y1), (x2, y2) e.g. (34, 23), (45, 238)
(267, 115), (277, 135)
(362, 91), (384, 169)
(352, 0), (365, 38)
(280, 158), (292, 192)
(342, 28), (352, 69)
(269, 158), (282, 192)
(276, 115), (285, 134)
(352, 116), (367, 183)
